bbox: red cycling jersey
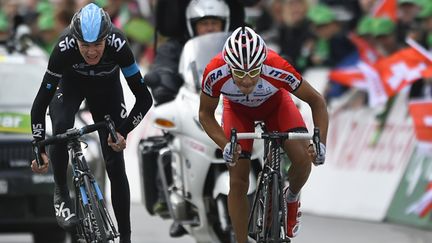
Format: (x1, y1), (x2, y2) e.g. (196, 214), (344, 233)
(202, 49), (303, 107)
(201, 49), (307, 153)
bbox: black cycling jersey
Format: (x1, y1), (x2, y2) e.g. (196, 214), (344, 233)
(31, 27), (152, 142)
(30, 26), (152, 241)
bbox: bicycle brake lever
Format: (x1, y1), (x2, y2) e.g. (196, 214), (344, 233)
(104, 115), (118, 144)
(313, 127), (321, 155)
(230, 128), (237, 157)
(31, 140), (44, 167)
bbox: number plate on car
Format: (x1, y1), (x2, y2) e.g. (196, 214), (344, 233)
(0, 180), (8, 194)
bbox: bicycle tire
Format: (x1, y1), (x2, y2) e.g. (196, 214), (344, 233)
(270, 172), (281, 239)
(75, 185), (91, 243)
(83, 175), (108, 242)
(248, 171), (262, 241)
(262, 173), (273, 241)
(94, 182), (118, 240)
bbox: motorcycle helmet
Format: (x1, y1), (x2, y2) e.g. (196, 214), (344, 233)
(223, 26), (267, 70)
(70, 3), (112, 43)
(186, 0), (230, 37)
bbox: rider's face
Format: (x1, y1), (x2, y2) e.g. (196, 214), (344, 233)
(77, 39), (106, 65)
(231, 68), (261, 95)
(195, 18), (224, 36)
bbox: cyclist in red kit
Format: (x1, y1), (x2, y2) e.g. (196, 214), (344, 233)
(199, 26), (329, 242)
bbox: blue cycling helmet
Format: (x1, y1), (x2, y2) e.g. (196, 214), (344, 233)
(70, 3), (112, 43)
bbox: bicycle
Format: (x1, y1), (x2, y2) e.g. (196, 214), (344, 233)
(229, 123), (321, 243)
(32, 115), (120, 243)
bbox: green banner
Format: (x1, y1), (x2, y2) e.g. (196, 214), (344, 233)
(0, 112), (31, 134)
(386, 148), (432, 229)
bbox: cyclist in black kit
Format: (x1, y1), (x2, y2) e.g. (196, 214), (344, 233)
(30, 3), (152, 243)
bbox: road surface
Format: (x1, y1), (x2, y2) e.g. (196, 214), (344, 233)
(1, 203), (431, 243)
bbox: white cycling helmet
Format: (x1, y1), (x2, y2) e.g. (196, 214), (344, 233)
(186, 0), (230, 37)
(223, 26), (267, 70)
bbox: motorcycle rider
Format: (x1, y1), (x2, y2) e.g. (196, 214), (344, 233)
(145, 0), (230, 105)
(199, 27), (329, 242)
(30, 3), (153, 243)
(146, 0), (231, 237)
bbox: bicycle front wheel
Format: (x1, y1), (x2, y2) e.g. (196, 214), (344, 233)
(269, 173), (281, 239)
(82, 175), (108, 242)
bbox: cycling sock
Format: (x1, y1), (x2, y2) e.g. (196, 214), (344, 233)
(286, 188), (300, 202)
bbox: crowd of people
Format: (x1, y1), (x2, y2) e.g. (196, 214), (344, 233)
(0, 0), (155, 64)
(2, 0), (431, 105)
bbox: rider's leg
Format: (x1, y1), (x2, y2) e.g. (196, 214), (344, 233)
(49, 79), (84, 187)
(222, 98), (256, 242)
(48, 79), (83, 229)
(86, 78), (131, 242)
(265, 89), (310, 194)
(283, 140), (312, 194)
(228, 158), (251, 243)
(264, 89), (309, 238)
(283, 139), (311, 238)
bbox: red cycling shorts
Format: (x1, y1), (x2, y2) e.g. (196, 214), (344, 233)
(222, 89), (307, 153)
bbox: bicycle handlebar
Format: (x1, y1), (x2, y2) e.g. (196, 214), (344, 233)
(228, 127), (321, 160)
(32, 115), (118, 167)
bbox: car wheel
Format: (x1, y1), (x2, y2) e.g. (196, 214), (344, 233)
(33, 228), (66, 243)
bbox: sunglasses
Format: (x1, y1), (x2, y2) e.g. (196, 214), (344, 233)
(231, 66), (262, 79)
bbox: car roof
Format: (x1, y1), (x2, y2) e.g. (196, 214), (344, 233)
(0, 44), (48, 66)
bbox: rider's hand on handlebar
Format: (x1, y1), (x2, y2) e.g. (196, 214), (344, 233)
(31, 153), (49, 173)
(310, 142), (326, 166)
(108, 132), (126, 152)
(223, 142), (241, 167)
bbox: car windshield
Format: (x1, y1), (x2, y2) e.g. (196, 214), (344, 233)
(0, 59), (45, 106)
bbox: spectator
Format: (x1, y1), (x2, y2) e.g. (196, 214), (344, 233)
(319, 0), (361, 31)
(306, 4), (356, 67)
(276, 0), (314, 72)
(416, 1), (432, 48)
(371, 17), (400, 56)
(368, 18), (403, 145)
(396, 0), (422, 45)
(34, 0), (75, 54)
(36, 12), (56, 53)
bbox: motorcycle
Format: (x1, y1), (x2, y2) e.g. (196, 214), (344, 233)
(138, 32), (264, 243)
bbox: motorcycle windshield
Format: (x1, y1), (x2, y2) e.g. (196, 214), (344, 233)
(179, 32), (231, 93)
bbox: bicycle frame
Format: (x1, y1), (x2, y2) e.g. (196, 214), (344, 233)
(33, 115), (120, 243)
(230, 126), (320, 243)
(69, 138), (119, 242)
(249, 134), (289, 242)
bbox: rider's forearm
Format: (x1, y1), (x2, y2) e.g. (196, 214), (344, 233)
(117, 74), (153, 137)
(309, 96), (329, 145)
(199, 112), (228, 150)
(30, 76), (60, 141)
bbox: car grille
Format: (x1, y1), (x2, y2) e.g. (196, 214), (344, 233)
(0, 141), (33, 169)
